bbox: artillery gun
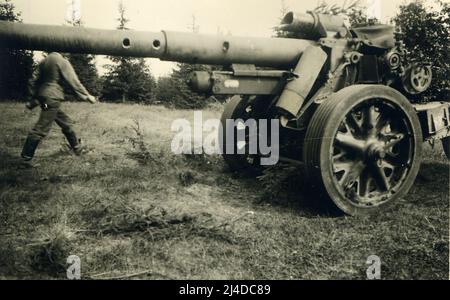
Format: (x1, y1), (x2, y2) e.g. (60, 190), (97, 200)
(1, 11), (448, 215)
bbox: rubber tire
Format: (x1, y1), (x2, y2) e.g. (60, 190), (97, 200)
(220, 95), (269, 175)
(219, 95), (258, 173)
(303, 85), (423, 216)
(442, 137), (450, 160)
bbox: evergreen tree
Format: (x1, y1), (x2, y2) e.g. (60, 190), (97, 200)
(63, 5), (100, 99)
(101, 1), (156, 102)
(0, 0), (34, 100)
(158, 63), (212, 109)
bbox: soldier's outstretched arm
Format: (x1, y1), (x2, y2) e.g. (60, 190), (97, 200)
(59, 59), (97, 104)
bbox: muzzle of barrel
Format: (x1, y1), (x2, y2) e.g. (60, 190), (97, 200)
(279, 11), (348, 39)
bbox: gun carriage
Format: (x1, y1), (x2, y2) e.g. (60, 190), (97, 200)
(1, 10), (448, 215)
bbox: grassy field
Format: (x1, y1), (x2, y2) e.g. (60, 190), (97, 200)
(0, 101), (448, 280)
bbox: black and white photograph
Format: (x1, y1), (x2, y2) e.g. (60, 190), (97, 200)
(0, 0), (449, 284)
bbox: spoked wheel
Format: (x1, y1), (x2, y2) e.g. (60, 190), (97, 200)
(220, 95), (272, 175)
(304, 85), (423, 215)
(403, 64), (433, 95)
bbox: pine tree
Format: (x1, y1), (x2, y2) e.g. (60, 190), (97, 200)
(0, 0), (34, 100)
(101, 1), (156, 102)
(165, 63), (212, 109)
(63, 4), (100, 99)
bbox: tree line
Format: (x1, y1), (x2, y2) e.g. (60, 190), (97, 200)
(0, 0), (215, 109)
(0, 0), (449, 108)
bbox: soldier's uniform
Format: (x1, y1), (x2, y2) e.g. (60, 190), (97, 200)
(21, 52), (96, 164)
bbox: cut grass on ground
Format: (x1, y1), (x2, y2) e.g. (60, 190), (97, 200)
(0, 101), (448, 279)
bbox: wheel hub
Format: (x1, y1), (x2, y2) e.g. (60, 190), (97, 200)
(366, 142), (387, 161)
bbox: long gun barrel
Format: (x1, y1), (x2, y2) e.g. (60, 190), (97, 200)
(1, 12), (435, 217)
(0, 21), (316, 69)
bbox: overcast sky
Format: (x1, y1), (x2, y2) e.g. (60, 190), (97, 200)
(10, 0), (446, 77)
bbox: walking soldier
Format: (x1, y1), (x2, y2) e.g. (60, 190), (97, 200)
(21, 52), (97, 168)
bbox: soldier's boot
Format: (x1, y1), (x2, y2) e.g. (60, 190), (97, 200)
(20, 137), (41, 169)
(73, 143), (89, 156)
(64, 131), (88, 156)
